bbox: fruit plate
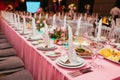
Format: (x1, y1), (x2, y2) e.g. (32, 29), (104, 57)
(99, 48), (120, 64)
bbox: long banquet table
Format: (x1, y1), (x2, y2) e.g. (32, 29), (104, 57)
(0, 17), (120, 80)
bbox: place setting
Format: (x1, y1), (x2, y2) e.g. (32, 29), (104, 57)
(35, 22), (58, 51)
(55, 25), (86, 69)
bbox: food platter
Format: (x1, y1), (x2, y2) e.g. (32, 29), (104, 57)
(75, 47), (92, 58)
(99, 48), (120, 64)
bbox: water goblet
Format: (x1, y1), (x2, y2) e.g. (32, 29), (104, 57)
(87, 42), (103, 69)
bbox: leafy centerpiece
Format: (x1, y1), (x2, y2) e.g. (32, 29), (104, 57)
(50, 27), (68, 44)
(35, 16), (48, 31)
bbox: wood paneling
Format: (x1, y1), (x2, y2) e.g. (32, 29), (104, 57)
(93, 0), (116, 16)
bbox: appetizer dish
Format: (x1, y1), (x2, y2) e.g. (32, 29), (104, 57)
(99, 48), (120, 63)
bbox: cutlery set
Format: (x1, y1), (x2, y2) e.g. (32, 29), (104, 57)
(68, 67), (93, 77)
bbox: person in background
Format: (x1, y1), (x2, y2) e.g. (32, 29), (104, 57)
(5, 4), (14, 12)
(110, 4), (120, 24)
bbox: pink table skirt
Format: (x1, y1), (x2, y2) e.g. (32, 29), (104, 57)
(0, 18), (120, 80)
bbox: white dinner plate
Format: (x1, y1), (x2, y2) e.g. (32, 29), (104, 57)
(89, 36), (106, 42)
(56, 55), (86, 68)
(27, 36), (41, 41)
(36, 44), (57, 51)
(45, 51), (60, 57)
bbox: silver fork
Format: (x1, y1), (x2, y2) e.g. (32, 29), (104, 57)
(68, 67), (92, 77)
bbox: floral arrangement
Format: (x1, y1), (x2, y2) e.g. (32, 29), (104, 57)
(50, 27), (68, 43)
(35, 16), (48, 31)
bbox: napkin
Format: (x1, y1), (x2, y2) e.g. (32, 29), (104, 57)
(11, 13), (14, 23)
(64, 15), (67, 28)
(14, 14), (17, 29)
(17, 15), (21, 30)
(32, 18), (37, 36)
(34, 13), (36, 18)
(44, 22), (51, 47)
(23, 16), (27, 33)
(68, 25), (77, 63)
(46, 13), (48, 19)
(96, 19), (102, 41)
(52, 14), (56, 29)
(75, 17), (82, 36)
(39, 13), (41, 19)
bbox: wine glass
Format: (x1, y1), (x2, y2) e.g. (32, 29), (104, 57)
(109, 35), (116, 44)
(106, 34), (116, 47)
(73, 36), (83, 48)
(87, 42), (103, 69)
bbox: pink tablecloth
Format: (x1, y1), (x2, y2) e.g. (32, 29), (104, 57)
(0, 18), (120, 80)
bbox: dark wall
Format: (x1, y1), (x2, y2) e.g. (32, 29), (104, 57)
(78, 0), (94, 14)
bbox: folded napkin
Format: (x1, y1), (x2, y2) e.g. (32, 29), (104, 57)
(0, 56), (24, 71)
(75, 17), (82, 36)
(32, 18), (37, 36)
(0, 39), (8, 44)
(22, 16), (27, 34)
(0, 70), (33, 80)
(0, 48), (16, 57)
(52, 14), (56, 29)
(17, 15), (21, 30)
(14, 14), (18, 29)
(68, 25), (77, 63)
(44, 22), (51, 47)
(64, 15), (67, 27)
(96, 19), (102, 41)
(0, 43), (12, 50)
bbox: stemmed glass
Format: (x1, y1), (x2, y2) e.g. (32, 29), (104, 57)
(106, 34), (116, 48)
(73, 36), (83, 48)
(108, 34), (116, 45)
(87, 42), (103, 69)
